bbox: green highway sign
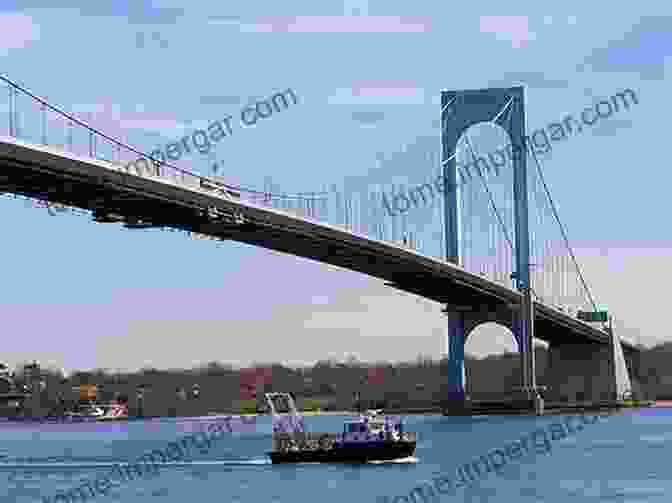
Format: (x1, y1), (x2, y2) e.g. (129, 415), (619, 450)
(577, 310), (609, 323)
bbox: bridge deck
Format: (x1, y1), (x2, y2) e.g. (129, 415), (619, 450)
(0, 137), (636, 352)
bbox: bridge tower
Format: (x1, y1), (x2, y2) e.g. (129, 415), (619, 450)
(440, 86), (542, 414)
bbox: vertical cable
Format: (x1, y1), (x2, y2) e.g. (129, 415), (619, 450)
(390, 184), (396, 242)
(533, 178), (542, 294)
(66, 120), (73, 151)
(359, 189), (364, 234)
(323, 186), (328, 222)
(559, 253), (565, 307)
(344, 190), (350, 231)
(88, 111), (94, 157)
(530, 149), (598, 313)
(489, 217), (495, 281)
(558, 253), (565, 308)
(41, 101), (47, 145)
(543, 239), (549, 304)
(13, 86), (19, 138)
(364, 190), (370, 238)
(380, 187), (387, 241)
(350, 190), (356, 233)
(436, 152), (444, 261)
(401, 188), (408, 246)
(359, 188), (371, 236)
(563, 253), (569, 308)
(356, 189), (361, 234)
(332, 184), (341, 227)
(555, 248), (561, 308)
(547, 241), (552, 306)
(374, 190), (381, 241)
(373, 188), (381, 240)
(468, 158), (474, 272)
(8, 84), (14, 137)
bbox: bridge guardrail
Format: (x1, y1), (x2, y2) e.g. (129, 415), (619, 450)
(0, 75), (328, 221)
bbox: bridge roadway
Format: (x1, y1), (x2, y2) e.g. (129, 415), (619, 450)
(0, 137), (636, 354)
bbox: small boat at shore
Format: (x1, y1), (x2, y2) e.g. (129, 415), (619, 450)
(265, 392), (416, 464)
(65, 402), (129, 421)
(0, 401), (130, 423)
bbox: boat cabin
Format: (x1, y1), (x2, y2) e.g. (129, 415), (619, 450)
(340, 414), (403, 442)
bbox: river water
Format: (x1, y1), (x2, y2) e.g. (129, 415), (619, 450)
(0, 408), (668, 503)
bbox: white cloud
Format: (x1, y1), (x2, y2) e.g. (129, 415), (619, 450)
(479, 15), (536, 49)
(118, 118), (188, 134)
(69, 101), (189, 136)
(328, 85), (426, 105)
(236, 16), (431, 33)
(0, 13), (40, 52)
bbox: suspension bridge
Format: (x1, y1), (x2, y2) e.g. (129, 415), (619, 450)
(0, 75), (639, 415)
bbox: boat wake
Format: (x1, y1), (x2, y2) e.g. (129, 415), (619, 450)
(367, 456), (418, 464)
(1, 457), (419, 472)
(0, 459), (273, 470)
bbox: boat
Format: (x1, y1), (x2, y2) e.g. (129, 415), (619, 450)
(65, 404), (105, 419)
(95, 402), (129, 421)
(64, 401), (129, 421)
(265, 392), (416, 464)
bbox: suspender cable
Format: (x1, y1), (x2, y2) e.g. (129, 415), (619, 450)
(530, 149), (598, 313)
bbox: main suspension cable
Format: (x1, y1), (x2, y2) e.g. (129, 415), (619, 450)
(0, 74), (324, 202)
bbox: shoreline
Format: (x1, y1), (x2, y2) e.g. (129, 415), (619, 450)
(206, 410), (358, 417)
(1, 401), (659, 422)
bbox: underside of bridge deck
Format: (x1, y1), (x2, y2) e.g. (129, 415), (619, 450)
(1, 140), (641, 415)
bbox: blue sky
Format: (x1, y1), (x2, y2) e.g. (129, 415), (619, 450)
(0, 2), (668, 374)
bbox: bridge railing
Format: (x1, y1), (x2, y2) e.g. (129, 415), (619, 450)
(0, 76), (329, 222)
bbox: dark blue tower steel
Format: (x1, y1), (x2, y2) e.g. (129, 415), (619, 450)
(440, 87), (538, 410)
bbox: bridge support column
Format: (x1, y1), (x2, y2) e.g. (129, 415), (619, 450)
(443, 309), (467, 411)
(441, 303), (544, 414)
(512, 305), (543, 415)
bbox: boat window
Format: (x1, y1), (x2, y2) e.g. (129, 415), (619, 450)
(346, 423), (367, 433)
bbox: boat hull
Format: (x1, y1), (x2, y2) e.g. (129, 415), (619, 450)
(0, 416), (131, 423)
(268, 440), (416, 464)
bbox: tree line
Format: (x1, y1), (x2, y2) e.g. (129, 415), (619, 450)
(4, 340), (668, 418)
